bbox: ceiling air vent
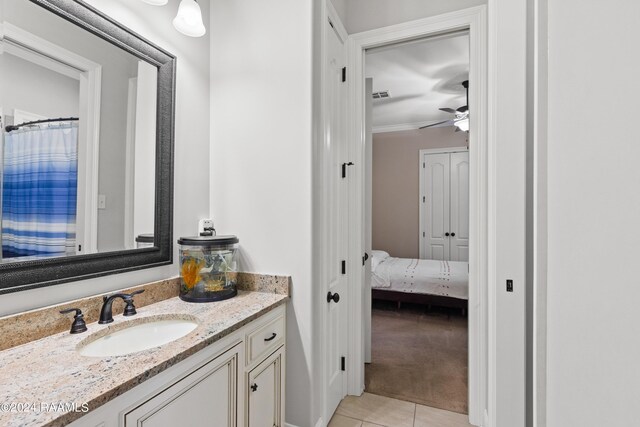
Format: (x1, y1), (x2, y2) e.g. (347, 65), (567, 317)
(372, 91), (390, 99)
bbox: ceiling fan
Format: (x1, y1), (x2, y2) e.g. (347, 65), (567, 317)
(419, 80), (469, 132)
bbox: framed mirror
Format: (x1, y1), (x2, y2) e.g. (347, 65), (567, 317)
(0, 0), (175, 293)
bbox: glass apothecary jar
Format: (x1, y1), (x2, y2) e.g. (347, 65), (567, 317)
(177, 235), (239, 302)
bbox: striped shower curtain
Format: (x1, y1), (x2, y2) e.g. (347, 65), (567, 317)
(1, 123), (78, 259)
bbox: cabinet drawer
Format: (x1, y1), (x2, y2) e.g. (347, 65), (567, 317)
(247, 314), (285, 365)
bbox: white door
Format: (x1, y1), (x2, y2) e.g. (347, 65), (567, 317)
(324, 16), (348, 420)
(363, 78), (373, 364)
(449, 151), (469, 262)
(248, 350), (283, 427)
(423, 153), (450, 260)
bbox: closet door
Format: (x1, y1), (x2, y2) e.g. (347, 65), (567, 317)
(423, 153), (450, 260)
(449, 151), (469, 262)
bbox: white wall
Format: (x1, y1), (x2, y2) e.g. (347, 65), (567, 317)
(1, 53), (79, 120)
(341, 0), (486, 34)
(545, 1), (640, 425)
(0, 0), (210, 316)
(209, 0), (314, 425)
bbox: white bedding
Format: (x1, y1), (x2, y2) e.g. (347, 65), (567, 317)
(371, 256), (469, 300)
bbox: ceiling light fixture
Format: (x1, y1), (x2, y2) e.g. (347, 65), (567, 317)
(173, 0), (207, 38)
(141, 0), (168, 6)
(454, 117), (469, 132)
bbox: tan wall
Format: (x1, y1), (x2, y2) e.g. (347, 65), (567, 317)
(372, 127), (468, 258)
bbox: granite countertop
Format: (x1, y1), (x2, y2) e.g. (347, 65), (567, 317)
(0, 290), (287, 427)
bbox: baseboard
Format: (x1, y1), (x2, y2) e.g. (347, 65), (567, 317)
(284, 417), (323, 427)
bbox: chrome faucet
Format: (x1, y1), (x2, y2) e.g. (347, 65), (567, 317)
(98, 289), (144, 324)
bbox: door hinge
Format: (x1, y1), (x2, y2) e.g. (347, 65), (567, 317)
(423, 231), (425, 237)
(341, 162), (354, 178)
(78, 244), (82, 252)
(341, 260), (346, 275)
(342, 67), (346, 82)
(422, 196), (425, 203)
(423, 162), (425, 168)
(341, 356), (346, 371)
(362, 252), (369, 266)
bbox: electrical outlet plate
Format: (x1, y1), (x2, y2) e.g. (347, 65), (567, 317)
(198, 219), (214, 234)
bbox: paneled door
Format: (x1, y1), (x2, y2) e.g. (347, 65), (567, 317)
(248, 348), (283, 427)
(422, 153), (451, 260)
(420, 150), (469, 261)
(323, 14), (348, 422)
(449, 151), (469, 261)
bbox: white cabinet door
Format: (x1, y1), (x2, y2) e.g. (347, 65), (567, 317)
(125, 345), (240, 427)
(423, 153), (450, 260)
(248, 348), (283, 427)
(449, 151), (469, 262)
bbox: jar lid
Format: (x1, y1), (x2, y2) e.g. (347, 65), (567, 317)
(135, 233), (154, 243)
(177, 235), (239, 246)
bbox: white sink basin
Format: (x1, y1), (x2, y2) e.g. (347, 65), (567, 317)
(78, 318), (198, 357)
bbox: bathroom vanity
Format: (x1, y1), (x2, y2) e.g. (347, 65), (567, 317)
(0, 286), (287, 427)
(74, 302), (285, 427)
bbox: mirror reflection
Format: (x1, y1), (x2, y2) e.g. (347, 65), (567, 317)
(0, 0), (157, 262)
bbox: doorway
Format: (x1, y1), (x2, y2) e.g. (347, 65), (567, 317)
(362, 32), (471, 414)
(320, 3), (528, 427)
(341, 6), (490, 426)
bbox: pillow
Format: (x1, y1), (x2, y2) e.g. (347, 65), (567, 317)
(371, 250), (390, 271)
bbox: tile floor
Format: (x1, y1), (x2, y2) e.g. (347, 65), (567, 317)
(329, 393), (472, 427)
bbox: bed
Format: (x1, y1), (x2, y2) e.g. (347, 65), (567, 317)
(370, 250), (469, 313)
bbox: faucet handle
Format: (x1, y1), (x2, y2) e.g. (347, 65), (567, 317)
(123, 289), (144, 316)
(59, 308), (88, 334)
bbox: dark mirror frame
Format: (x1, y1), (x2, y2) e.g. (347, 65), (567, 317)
(0, 0), (175, 294)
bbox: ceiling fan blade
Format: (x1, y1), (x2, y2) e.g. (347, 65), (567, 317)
(439, 107), (457, 114)
(419, 120), (452, 129)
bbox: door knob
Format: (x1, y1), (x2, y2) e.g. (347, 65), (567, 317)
(445, 232), (450, 237)
(327, 292), (340, 303)
(451, 232), (456, 237)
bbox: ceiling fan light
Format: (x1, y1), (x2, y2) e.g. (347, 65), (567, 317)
(141, 0), (168, 5)
(173, 0), (206, 37)
(455, 118), (469, 132)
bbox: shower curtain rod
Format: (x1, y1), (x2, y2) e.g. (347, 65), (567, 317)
(5, 117), (79, 132)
